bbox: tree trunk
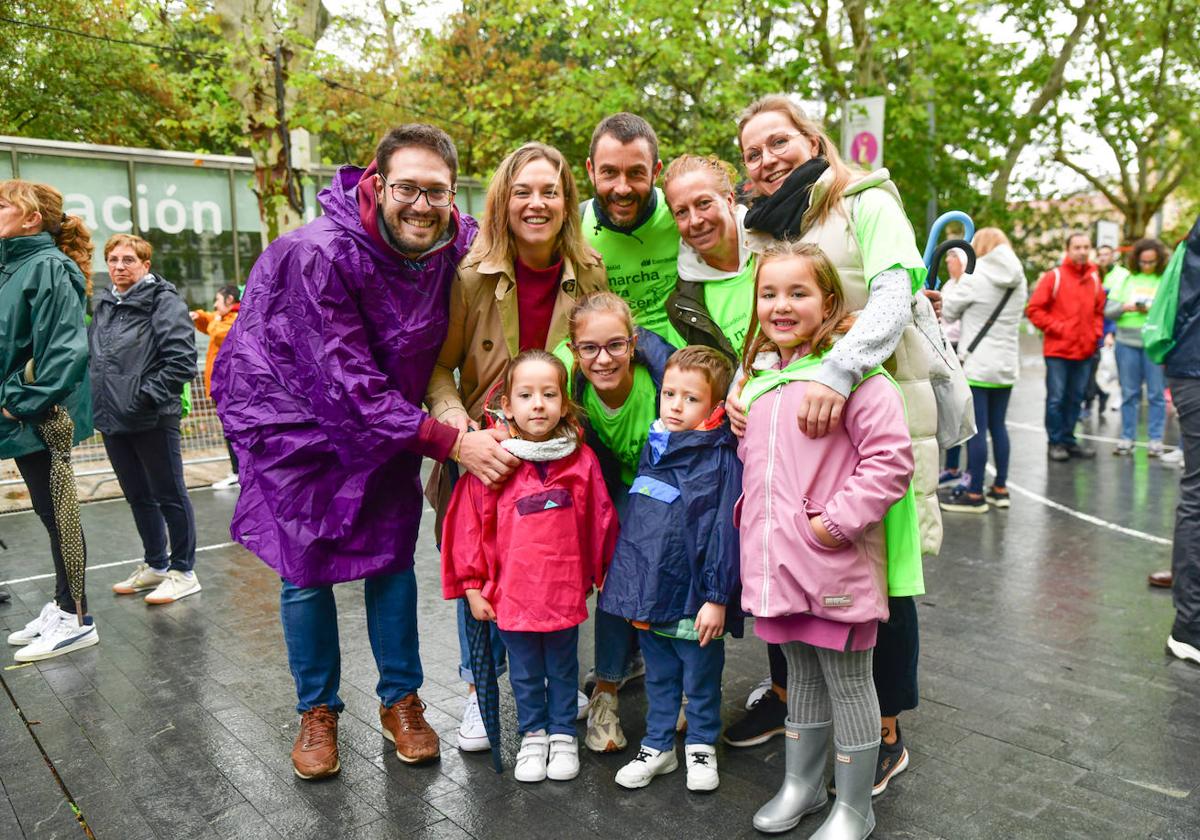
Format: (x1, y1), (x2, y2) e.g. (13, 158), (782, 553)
(214, 0), (330, 245)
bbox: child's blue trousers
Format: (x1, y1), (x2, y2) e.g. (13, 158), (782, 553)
(639, 629), (724, 751)
(497, 626), (579, 737)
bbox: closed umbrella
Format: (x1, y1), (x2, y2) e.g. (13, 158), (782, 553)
(463, 609), (503, 773)
(24, 360), (87, 624)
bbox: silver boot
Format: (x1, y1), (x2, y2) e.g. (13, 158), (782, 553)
(753, 721), (831, 833)
(810, 742), (879, 839)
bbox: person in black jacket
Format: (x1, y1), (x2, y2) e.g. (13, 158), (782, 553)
(89, 234), (200, 605)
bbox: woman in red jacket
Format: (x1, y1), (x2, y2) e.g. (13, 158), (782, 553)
(442, 350), (618, 784)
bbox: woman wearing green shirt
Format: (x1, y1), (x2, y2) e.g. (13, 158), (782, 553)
(661, 154), (756, 362)
(561, 291), (673, 755)
(1106, 238), (1171, 455)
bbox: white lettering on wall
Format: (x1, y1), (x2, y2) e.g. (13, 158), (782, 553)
(63, 195), (96, 229)
(191, 200), (223, 235)
(155, 185), (187, 234)
(101, 196), (133, 232)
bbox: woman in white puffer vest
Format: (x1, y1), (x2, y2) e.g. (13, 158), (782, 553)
(938, 228), (1027, 513)
(721, 94), (936, 802)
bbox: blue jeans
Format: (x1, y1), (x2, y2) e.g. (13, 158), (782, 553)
(457, 597), (507, 684)
(1044, 357), (1092, 446)
(1116, 342), (1167, 441)
(967, 386), (1012, 494)
(498, 626), (579, 736)
(280, 569), (422, 713)
(103, 426), (196, 572)
(640, 630), (724, 750)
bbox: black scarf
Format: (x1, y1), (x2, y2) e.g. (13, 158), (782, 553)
(743, 157), (830, 240)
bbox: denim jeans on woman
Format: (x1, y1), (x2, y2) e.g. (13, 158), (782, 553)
(966, 385), (1012, 494)
(1116, 342), (1167, 441)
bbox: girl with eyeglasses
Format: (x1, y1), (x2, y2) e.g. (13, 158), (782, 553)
(555, 290), (675, 754)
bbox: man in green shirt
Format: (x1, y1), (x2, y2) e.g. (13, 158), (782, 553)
(583, 113), (679, 340)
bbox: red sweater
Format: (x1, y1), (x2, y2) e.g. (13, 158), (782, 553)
(515, 257), (562, 351)
(1026, 259), (1105, 360)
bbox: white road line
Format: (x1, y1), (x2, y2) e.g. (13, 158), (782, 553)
(0, 541), (238, 586)
(1006, 420), (1181, 451)
(984, 467), (1173, 547)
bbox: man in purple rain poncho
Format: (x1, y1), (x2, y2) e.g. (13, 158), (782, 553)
(213, 124), (482, 780)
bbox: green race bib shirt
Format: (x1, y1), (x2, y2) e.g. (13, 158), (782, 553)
(582, 364), (659, 486)
(583, 188), (680, 340)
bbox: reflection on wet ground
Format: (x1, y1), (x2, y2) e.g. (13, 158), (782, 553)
(0, 345), (1195, 838)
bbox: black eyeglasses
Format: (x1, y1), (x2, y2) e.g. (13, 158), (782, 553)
(572, 338), (632, 360)
(383, 180), (456, 207)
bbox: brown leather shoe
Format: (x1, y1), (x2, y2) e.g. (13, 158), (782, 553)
(380, 693), (440, 764)
(292, 705), (340, 780)
(1148, 570), (1174, 588)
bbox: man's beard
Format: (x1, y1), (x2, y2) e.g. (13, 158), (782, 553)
(383, 207), (448, 256)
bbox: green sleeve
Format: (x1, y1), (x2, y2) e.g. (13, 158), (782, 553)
(852, 188), (926, 293)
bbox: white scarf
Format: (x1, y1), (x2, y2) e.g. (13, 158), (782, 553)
(500, 429), (578, 462)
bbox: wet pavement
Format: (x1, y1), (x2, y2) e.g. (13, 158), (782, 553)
(0, 345), (1196, 839)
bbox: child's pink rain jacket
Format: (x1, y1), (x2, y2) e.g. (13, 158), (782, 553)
(737, 375), (914, 625)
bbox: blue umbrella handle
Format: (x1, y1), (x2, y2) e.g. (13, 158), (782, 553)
(922, 211), (976, 270)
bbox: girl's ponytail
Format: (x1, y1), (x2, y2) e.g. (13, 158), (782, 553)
(53, 214), (95, 296)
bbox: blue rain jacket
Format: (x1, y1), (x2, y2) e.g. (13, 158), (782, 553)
(598, 419), (743, 634)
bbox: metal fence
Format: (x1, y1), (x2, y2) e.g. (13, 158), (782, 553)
(0, 369), (230, 491)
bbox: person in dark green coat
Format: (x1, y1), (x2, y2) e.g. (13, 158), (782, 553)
(0, 179), (100, 661)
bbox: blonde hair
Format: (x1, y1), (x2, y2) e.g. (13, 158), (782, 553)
(972, 227), (1010, 258)
(567, 291), (634, 343)
(103, 233), (154, 262)
(666, 345), (733, 401)
(468, 142), (589, 270)
(740, 241), (848, 382)
(0, 179), (94, 294)
(662, 154), (738, 197)
(736, 95), (861, 231)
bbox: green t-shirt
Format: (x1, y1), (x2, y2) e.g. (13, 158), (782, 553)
(583, 189), (679, 339)
(662, 257), (757, 354)
(1103, 264), (1131, 291)
(582, 364), (658, 486)
(852, 188), (927, 292)
(1111, 271), (1163, 331)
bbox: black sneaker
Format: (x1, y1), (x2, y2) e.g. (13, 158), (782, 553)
(1048, 444), (1071, 461)
(938, 485), (987, 513)
(722, 688), (787, 746)
(873, 723), (910, 796)
(1066, 442), (1096, 459)
(0, 589), (10, 604)
(985, 486), (1010, 509)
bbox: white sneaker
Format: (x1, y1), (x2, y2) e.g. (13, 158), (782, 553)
(7, 601), (59, 646)
(457, 691), (490, 752)
(144, 570), (202, 605)
(745, 676), (773, 710)
(211, 473), (240, 490)
(1148, 440), (1164, 458)
(546, 734), (580, 781)
(1161, 448), (1185, 467)
(14, 612), (98, 662)
(585, 689), (627, 753)
(112, 563), (168, 595)
(1114, 439), (1135, 456)
(685, 744), (719, 791)
(1167, 635), (1200, 666)
(514, 731), (549, 783)
(615, 744), (678, 789)
(576, 689), (589, 721)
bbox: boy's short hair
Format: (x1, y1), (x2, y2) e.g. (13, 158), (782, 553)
(666, 346), (733, 401)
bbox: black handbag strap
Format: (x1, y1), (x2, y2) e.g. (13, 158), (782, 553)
(963, 286), (1015, 357)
